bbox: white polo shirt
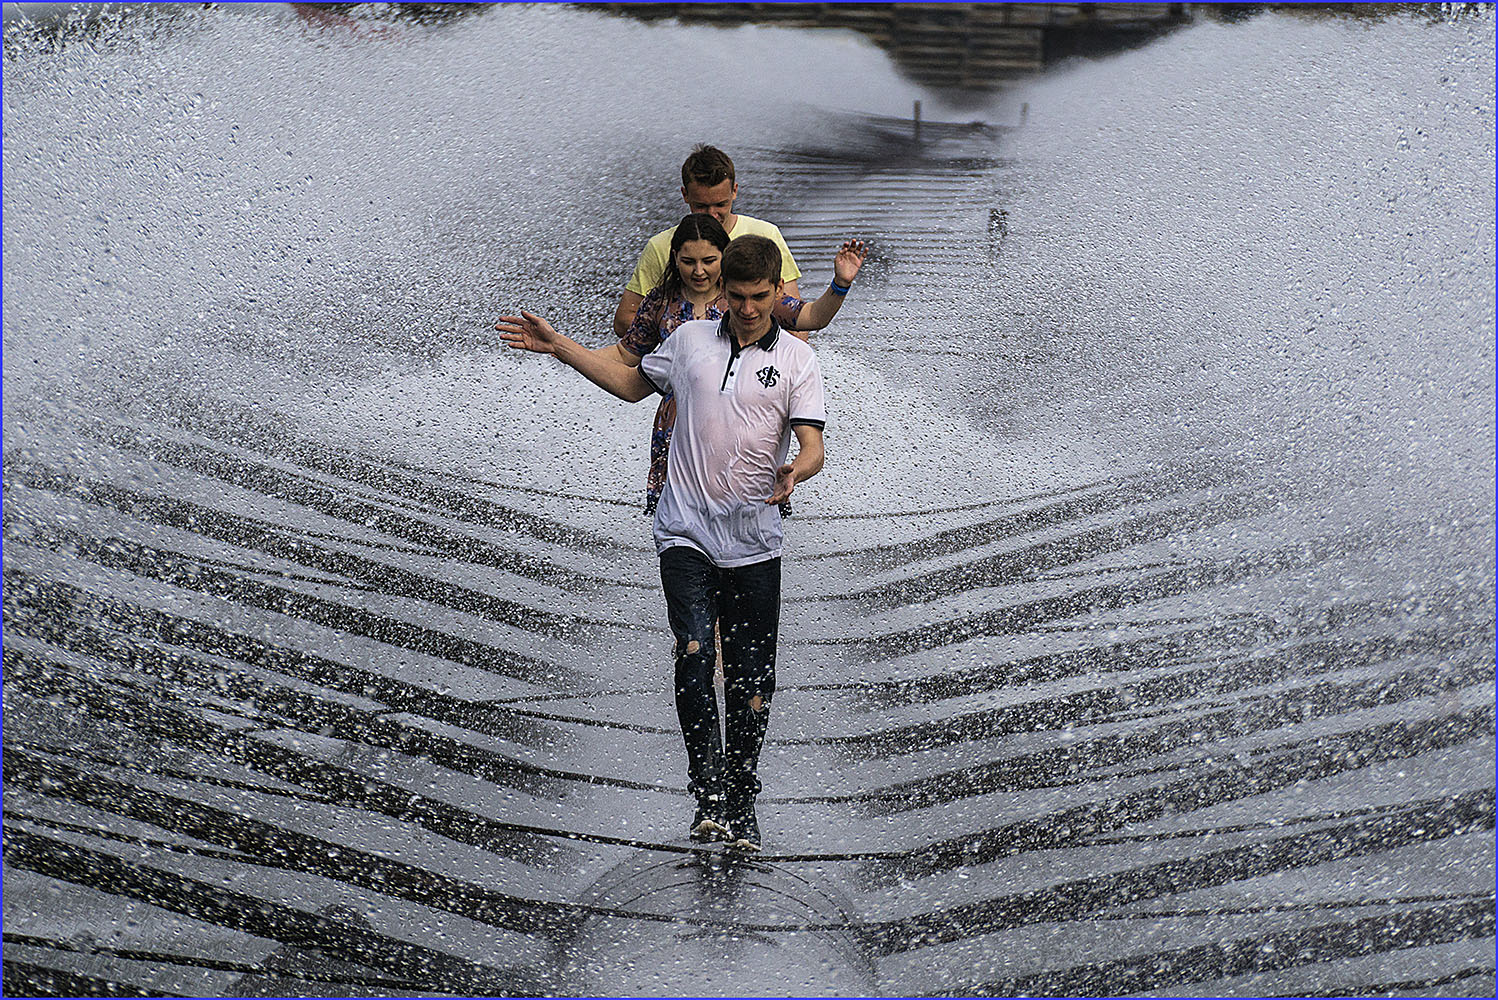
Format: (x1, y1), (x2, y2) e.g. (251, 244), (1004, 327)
(639, 316), (827, 568)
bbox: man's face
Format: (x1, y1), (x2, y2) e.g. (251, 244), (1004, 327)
(682, 179), (737, 226)
(724, 277), (781, 341)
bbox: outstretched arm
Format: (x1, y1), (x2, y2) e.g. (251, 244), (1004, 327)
(767, 424), (825, 505)
(590, 341), (644, 367)
(784, 239), (866, 335)
(497, 311), (654, 402)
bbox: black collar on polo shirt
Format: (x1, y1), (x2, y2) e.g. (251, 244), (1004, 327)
(718, 315), (780, 354)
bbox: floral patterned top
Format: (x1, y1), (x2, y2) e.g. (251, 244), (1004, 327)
(619, 285), (808, 513)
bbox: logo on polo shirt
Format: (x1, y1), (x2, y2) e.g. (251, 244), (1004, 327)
(756, 365), (780, 388)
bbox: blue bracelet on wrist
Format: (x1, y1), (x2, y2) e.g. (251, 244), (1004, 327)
(829, 279), (850, 296)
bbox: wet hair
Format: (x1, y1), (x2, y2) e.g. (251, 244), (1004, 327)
(653, 213), (731, 302)
(722, 235), (782, 286)
(681, 145), (735, 190)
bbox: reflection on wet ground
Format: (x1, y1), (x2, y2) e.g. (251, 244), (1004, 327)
(5, 116), (1495, 999)
(5, 399), (1492, 995)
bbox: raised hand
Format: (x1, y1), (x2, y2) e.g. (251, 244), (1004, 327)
(832, 239), (867, 286)
(495, 311), (562, 354)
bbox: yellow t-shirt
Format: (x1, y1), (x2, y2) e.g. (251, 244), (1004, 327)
(624, 214), (801, 296)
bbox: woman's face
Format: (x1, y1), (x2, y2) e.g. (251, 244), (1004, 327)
(675, 239), (723, 295)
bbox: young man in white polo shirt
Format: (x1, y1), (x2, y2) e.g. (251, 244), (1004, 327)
(497, 236), (843, 852)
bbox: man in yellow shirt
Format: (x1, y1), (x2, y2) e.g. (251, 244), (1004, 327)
(611, 145), (802, 338)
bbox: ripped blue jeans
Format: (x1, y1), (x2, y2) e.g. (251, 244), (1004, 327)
(659, 545), (780, 806)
